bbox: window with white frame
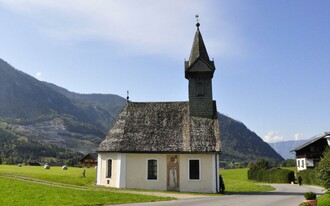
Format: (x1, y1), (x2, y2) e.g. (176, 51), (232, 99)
(189, 159), (200, 180)
(147, 159), (157, 180)
(107, 159), (112, 178)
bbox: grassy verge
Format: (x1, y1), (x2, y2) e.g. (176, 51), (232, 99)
(318, 191), (330, 206)
(221, 168), (275, 193)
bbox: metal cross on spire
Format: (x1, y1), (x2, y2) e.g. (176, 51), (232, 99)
(195, 14), (200, 28)
(126, 90), (129, 102)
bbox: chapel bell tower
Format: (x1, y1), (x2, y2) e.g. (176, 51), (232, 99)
(185, 21), (216, 118)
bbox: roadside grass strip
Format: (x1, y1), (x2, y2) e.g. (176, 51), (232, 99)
(317, 191), (330, 206)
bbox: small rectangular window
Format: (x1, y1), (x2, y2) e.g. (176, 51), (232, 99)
(107, 159), (112, 178)
(196, 82), (205, 96)
(189, 159), (200, 180)
(147, 159), (157, 180)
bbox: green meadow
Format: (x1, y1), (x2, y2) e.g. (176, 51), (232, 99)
(1, 165), (328, 205)
(220, 168), (275, 193)
(0, 165), (96, 186)
(0, 165), (173, 206)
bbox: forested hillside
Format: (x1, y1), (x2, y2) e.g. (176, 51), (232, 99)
(219, 113), (284, 164)
(0, 126), (81, 165)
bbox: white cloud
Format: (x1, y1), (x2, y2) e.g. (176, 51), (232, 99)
(263, 131), (284, 143)
(35, 72), (42, 80)
(294, 133), (302, 141)
(0, 0), (243, 58)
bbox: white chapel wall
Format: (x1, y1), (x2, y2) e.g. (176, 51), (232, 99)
(98, 153), (120, 187)
(126, 154), (167, 191)
(179, 154), (215, 193)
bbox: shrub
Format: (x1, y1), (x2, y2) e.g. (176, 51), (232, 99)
(316, 148), (330, 189)
(255, 159), (271, 169)
(297, 169), (318, 185)
(248, 168), (294, 183)
(280, 159), (296, 167)
(304, 192), (316, 200)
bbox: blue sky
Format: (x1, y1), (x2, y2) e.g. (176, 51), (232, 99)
(0, 0), (329, 143)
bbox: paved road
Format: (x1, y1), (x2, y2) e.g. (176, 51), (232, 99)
(111, 184), (325, 206)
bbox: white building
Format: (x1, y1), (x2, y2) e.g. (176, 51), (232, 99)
(96, 22), (221, 193)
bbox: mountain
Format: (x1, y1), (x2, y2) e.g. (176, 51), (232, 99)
(219, 113), (284, 164)
(269, 140), (308, 159)
(0, 127), (81, 165)
(0, 60), (79, 121)
(0, 58), (125, 163)
(0, 58), (283, 165)
(42, 81), (125, 130)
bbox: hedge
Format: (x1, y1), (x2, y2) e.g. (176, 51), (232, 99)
(248, 168), (295, 183)
(297, 169), (318, 186)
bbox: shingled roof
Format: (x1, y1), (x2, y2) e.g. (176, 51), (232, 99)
(291, 132), (330, 152)
(97, 102), (221, 153)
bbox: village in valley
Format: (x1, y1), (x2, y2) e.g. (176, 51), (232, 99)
(0, 1), (329, 206)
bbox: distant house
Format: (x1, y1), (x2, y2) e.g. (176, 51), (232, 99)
(80, 153), (97, 167)
(96, 22), (221, 193)
(291, 132), (330, 171)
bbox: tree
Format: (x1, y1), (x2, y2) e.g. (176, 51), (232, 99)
(316, 148), (330, 189)
(255, 159), (270, 169)
(281, 159), (296, 167)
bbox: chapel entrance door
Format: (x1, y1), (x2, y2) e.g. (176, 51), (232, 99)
(167, 155), (180, 191)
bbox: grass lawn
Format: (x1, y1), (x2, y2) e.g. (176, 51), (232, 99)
(0, 165), (173, 205)
(221, 168), (275, 193)
(0, 176), (172, 206)
(0, 165), (96, 186)
(318, 191), (330, 206)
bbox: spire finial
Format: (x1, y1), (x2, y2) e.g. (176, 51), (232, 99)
(195, 14), (200, 28)
(126, 90), (129, 102)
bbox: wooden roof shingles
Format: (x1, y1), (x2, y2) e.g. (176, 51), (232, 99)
(97, 102), (221, 153)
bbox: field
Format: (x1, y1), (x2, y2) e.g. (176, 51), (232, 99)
(220, 168), (275, 193)
(0, 165), (96, 186)
(1, 165), (328, 205)
(0, 165), (173, 206)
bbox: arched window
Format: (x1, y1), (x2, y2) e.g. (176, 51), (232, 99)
(147, 159), (157, 180)
(107, 159), (112, 178)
